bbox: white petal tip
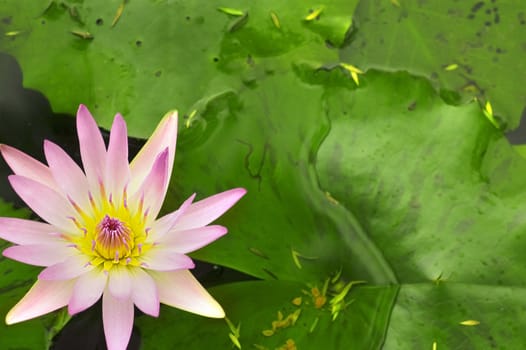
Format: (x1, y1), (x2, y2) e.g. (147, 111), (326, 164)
(162, 110), (178, 120)
(5, 314), (15, 325)
(202, 304), (225, 319)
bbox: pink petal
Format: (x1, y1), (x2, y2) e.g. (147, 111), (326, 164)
(148, 193), (195, 242)
(102, 289), (134, 350)
(3, 244), (75, 267)
(161, 225), (227, 254)
(8, 175), (78, 232)
(129, 111), (177, 197)
(106, 113), (130, 205)
(44, 140), (90, 210)
(129, 149), (169, 222)
(38, 255), (93, 280)
(140, 248), (194, 271)
(6, 279), (75, 325)
(130, 268), (159, 317)
(108, 266), (132, 300)
(0, 144), (58, 191)
(76, 105), (107, 195)
(151, 270), (224, 318)
(173, 188), (247, 230)
(0, 218), (59, 245)
(69, 268), (108, 314)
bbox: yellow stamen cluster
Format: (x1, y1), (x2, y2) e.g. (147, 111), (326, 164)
(69, 186), (153, 271)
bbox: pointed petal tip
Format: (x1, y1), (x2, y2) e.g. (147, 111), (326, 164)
(233, 187), (247, 198)
(77, 104), (88, 113)
(173, 188), (247, 230)
(162, 110), (178, 120)
(192, 298), (225, 319)
(4, 280), (74, 325)
(76, 104), (97, 127)
(210, 306), (226, 319)
(5, 311), (16, 325)
(0, 145), (18, 162)
(111, 113), (127, 128)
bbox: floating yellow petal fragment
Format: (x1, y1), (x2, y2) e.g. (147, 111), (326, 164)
(444, 63), (459, 71)
(292, 297), (302, 306)
(340, 63), (364, 85)
(228, 333), (242, 349)
(463, 84), (477, 93)
(112, 1), (126, 28)
(340, 63), (364, 74)
(291, 249), (302, 269)
(225, 317), (241, 338)
(291, 248), (319, 269)
(270, 11), (281, 29)
(4, 31), (22, 37)
(331, 302), (342, 320)
(432, 341), (437, 350)
(351, 72), (360, 85)
(330, 280), (366, 305)
(185, 109), (197, 128)
(331, 267), (343, 284)
(289, 308), (301, 325)
(485, 100), (493, 116)
(305, 7), (324, 21)
(71, 30), (93, 40)
(225, 317), (242, 348)
(309, 317), (320, 333)
(277, 339), (297, 350)
(310, 286), (326, 308)
(460, 320), (480, 326)
(482, 100), (499, 129)
(228, 12), (249, 33)
(218, 7), (245, 16)
(325, 191), (340, 205)
(321, 278), (330, 296)
(265, 308), (302, 337)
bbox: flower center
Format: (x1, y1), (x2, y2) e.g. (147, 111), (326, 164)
(94, 215), (134, 261)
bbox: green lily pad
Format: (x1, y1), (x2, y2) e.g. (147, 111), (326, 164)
(0, 0), (357, 137)
(385, 283), (526, 349)
(342, 0), (526, 129)
(137, 280), (399, 349)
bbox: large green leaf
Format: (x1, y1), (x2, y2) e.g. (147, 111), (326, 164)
(385, 283), (526, 349)
(171, 67), (395, 285)
(342, 0), (526, 129)
(2, 1), (526, 349)
(164, 70), (526, 348)
(316, 70), (526, 287)
(137, 280), (399, 349)
(0, 0), (356, 137)
(310, 70), (526, 348)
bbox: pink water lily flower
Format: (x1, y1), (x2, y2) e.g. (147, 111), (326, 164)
(0, 105), (246, 350)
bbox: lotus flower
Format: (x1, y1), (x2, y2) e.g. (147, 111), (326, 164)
(0, 105), (246, 350)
